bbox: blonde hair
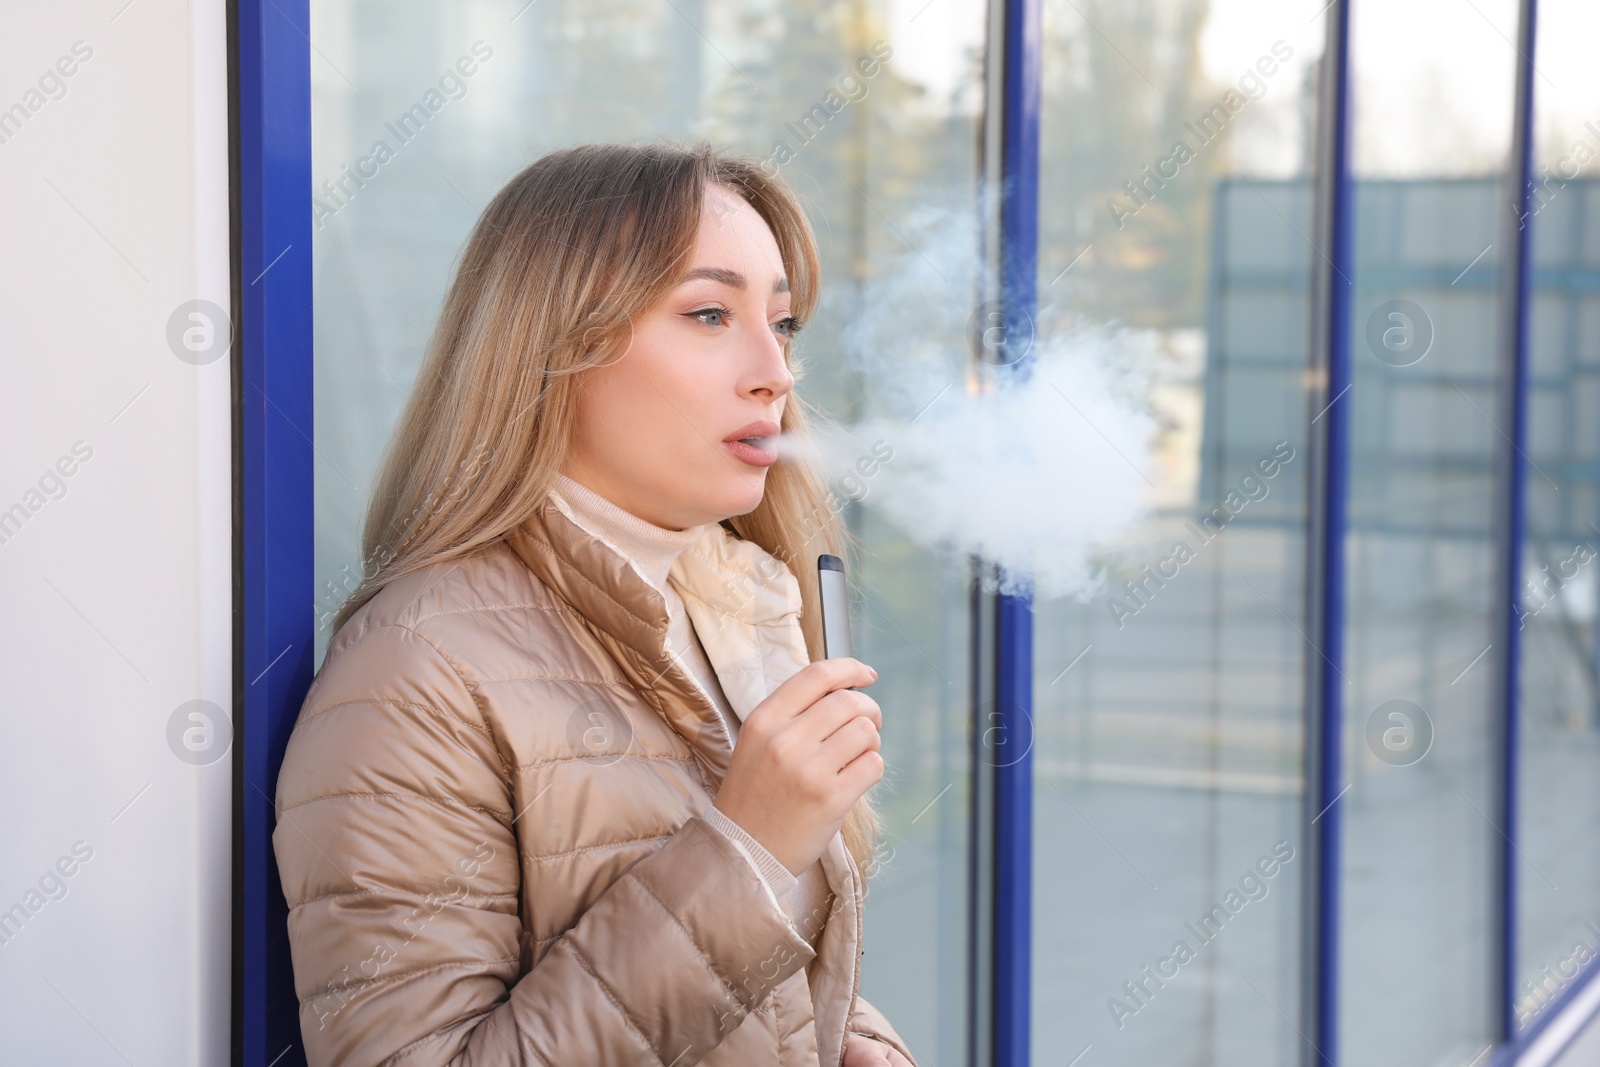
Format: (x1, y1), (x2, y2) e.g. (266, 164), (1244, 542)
(330, 140), (882, 882)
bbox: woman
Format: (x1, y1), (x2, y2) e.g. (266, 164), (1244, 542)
(272, 141), (918, 1067)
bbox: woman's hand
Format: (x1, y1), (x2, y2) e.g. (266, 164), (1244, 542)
(843, 1033), (915, 1066)
(712, 657), (883, 875)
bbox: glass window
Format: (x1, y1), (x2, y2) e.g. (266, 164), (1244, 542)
(1515, 0), (1600, 1033)
(1340, 0), (1519, 1062)
(1032, 2), (1325, 1061)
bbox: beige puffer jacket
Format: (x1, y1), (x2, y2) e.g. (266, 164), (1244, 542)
(272, 488), (918, 1066)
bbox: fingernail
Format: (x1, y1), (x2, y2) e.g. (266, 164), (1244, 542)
(869, 667), (878, 679)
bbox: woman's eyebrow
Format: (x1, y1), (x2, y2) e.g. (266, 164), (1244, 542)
(679, 266), (789, 294)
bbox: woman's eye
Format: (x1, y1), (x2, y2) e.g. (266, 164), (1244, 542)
(687, 306), (728, 327)
(773, 316), (804, 338)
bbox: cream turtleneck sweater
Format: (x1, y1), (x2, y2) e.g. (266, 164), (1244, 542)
(549, 474), (833, 947)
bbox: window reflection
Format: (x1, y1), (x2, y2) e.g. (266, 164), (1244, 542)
(1516, 0), (1600, 1034)
(1035, 1), (1324, 1062)
(1339, 1), (1518, 1061)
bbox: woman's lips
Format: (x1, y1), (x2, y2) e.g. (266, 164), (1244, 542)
(723, 420), (780, 467)
(724, 437), (777, 467)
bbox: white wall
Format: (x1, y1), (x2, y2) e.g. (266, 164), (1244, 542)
(0, 1), (232, 1063)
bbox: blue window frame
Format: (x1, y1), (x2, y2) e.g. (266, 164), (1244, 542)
(992, 0), (1040, 1063)
(1305, 3), (1354, 1062)
(1494, 0), (1539, 1052)
(234, 1), (314, 1063)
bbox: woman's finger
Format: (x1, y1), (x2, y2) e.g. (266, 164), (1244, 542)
(752, 658), (876, 726)
(787, 688), (881, 746)
(818, 712), (881, 773)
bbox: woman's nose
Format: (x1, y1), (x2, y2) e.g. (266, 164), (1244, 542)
(744, 325), (795, 400)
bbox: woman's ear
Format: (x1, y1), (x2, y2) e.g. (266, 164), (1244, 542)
(579, 308), (608, 355)
(586, 316), (635, 363)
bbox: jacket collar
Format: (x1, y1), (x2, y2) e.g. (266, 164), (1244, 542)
(503, 491), (813, 772)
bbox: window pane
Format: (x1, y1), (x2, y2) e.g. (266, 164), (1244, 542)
(1515, 0), (1600, 1032)
(1033, 2), (1325, 1061)
(1341, 0), (1519, 1061)
(308, 2), (983, 1062)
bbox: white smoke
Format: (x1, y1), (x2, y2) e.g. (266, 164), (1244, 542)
(787, 199), (1158, 600)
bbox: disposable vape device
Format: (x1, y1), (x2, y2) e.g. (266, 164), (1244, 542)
(818, 553), (852, 661)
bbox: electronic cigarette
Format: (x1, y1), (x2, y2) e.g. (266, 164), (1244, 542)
(818, 553), (852, 661)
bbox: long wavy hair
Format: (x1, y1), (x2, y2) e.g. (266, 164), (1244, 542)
(328, 140), (881, 882)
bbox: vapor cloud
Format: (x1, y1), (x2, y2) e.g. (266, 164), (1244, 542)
(790, 198), (1157, 599)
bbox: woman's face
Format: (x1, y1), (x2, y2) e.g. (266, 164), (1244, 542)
(563, 183), (800, 530)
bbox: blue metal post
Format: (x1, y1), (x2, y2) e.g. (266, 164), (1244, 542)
(1304, 4), (1353, 1065)
(233, 0), (314, 1063)
(1494, 0), (1539, 1045)
(994, 0), (1039, 1062)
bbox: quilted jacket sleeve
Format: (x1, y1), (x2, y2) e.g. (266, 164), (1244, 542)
(847, 994), (919, 1065)
(272, 623), (816, 1067)
(703, 804), (800, 914)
